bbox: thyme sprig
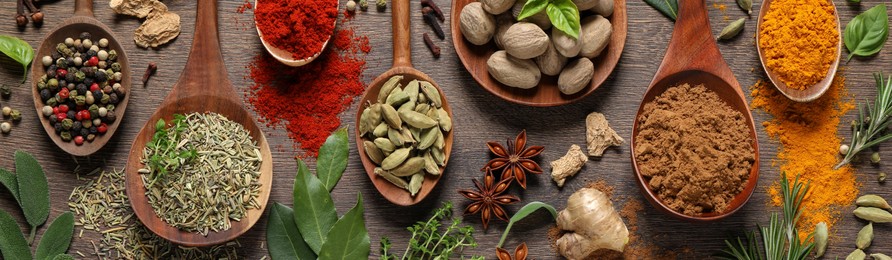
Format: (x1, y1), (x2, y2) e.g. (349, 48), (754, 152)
(380, 202), (484, 260)
(717, 172), (814, 260)
(144, 114), (197, 188)
(836, 72), (892, 169)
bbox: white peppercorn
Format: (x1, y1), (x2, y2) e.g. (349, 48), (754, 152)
(113, 72), (123, 81)
(89, 45), (99, 53)
(92, 118), (101, 126)
(42, 56), (53, 67)
(346, 0), (357, 11)
(98, 38), (109, 48)
(83, 39), (93, 49)
(64, 37), (74, 47)
(42, 106), (53, 117)
(73, 57), (83, 67)
(98, 107), (107, 117)
(0, 122), (10, 134)
(1, 106), (10, 117)
(98, 50), (108, 61)
(840, 144), (850, 155)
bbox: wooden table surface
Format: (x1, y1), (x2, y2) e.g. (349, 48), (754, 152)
(0, 0), (890, 259)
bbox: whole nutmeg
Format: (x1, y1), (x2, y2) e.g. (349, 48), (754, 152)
(31, 11), (44, 24)
(535, 41), (567, 76)
(552, 27), (581, 58)
(481, 0), (515, 15)
(16, 14), (27, 27)
(502, 22), (549, 59)
(513, 0), (551, 30)
(487, 50), (541, 89)
(493, 13), (514, 49)
(580, 15), (612, 58)
(573, 0), (613, 16)
(558, 58), (594, 95)
(460, 2), (496, 46)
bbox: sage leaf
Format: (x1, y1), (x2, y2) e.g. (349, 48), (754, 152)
(547, 0), (581, 39)
(35, 212), (74, 260)
(517, 0), (548, 21)
(52, 254), (75, 260)
(317, 128), (349, 192)
(293, 159), (338, 254)
(0, 35), (34, 83)
(267, 203), (315, 260)
(0, 168), (20, 205)
(318, 193), (370, 260)
(497, 201), (557, 248)
(844, 4), (889, 61)
(0, 210), (32, 260)
(643, 0), (678, 21)
(15, 151), (50, 231)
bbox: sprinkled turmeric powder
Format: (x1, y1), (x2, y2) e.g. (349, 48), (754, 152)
(751, 74), (858, 239)
(758, 0), (838, 90)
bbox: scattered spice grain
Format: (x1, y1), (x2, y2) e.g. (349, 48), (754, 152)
(254, 0), (338, 60)
(758, 0), (838, 90)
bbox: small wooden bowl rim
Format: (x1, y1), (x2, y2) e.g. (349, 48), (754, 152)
(253, 0), (336, 67)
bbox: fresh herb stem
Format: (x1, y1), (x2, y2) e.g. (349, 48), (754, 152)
(382, 202), (481, 260)
(28, 226), (35, 245)
(836, 73), (892, 169)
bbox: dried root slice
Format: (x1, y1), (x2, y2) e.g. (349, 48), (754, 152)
(586, 112), (623, 156)
(134, 11), (181, 48)
(550, 144), (588, 187)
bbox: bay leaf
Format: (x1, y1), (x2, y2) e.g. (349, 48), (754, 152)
(317, 128), (349, 192)
(292, 159), (338, 254)
(267, 203), (315, 260)
(35, 212), (74, 260)
(318, 193), (370, 260)
(643, 0), (678, 21)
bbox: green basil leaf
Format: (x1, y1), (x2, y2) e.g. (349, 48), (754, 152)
(643, 0), (678, 21)
(497, 201), (557, 248)
(0, 210), (32, 260)
(292, 158), (338, 254)
(517, 0), (548, 21)
(317, 128), (349, 192)
(0, 35), (34, 83)
(15, 151), (50, 229)
(845, 4), (889, 60)
(35, 212), (74, 260)
(52, 254), (75, 260)
(267, 203), (315, 260)
(546, 0), (581, 39)
(318, 193), (370, 260)
(0, 168), (20, 205)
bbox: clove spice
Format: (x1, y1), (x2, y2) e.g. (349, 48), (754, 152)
(15, 0), (27, 27)
(423, 12), (445, 39)
(22, 0), (42, 24)
(143, 62), (157, 85)
(423, 33), (441, 58)
(420, 0), (445, 22)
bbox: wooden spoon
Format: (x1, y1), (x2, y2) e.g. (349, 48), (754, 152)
(355, 0), (454, 206)
(756, 0), (841, 102)
(629, 0), (760, 222)
(253, 0), (337, 66)
(30, 0), (131, 156)
(124, 0), (273, 246)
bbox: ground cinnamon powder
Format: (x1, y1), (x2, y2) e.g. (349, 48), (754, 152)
(750, 75), (858, 238)
(634, 83), (755, 215)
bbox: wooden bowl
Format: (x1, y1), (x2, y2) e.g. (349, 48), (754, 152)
(450, 0), (627, 107)
(30, 0), (131, 156)
(253, 0), (337, 66)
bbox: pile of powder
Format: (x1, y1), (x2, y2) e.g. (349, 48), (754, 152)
(758, 0), (838, 90)
(254, 0), (338, 59)
(634, 83), (755, 215)
(246, 20), (370, 157)
(750, 75), (857, 238)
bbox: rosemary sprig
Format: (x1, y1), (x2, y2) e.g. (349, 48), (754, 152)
(836, 72), (892, 169)
(717, 172), (814, 260)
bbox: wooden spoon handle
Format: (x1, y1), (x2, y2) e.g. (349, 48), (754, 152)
(652, 0), (735, 86)
(392, 0), (412, 68)
(74, 0), (93, 17)
(170, 0), (235, 101)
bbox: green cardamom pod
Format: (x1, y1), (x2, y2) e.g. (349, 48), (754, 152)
(815, 222), (828, 257)
(435, 130), (445, 150)
(410, 127), (422, 143)
(736, 0), (751, 14)
(847, 249), (866, 260)
(856, 194), (892, 210)
(364, 141), (384, 165)
(359, 107), (372, 135)
(437, 108), (452, 132)
(375, 167), (408, 189)
(854, 207), (892, 223)
(417, 127), (438, 150)
(400, 127), (416, 144)
(399, 110), (438, 129)
(408, 173), (424, 196)
(374, 138), (396, 153)
(432, 147), (446, 166)
(382, 104), (402, 129)
(391, 157), (426, 177)
(405, 80), (420, 103)
(398, 100), (416, 113)
(386, 88), (410, 106)
(427, 107), (439, 121)
(418, 92), (429, 104)
(415, 103), (431, 115)
(382, 148), (412, 170)
(717, 18), (745, 40)
(388, 127), (405, 147)
(424, 152), (440, 175)
(378, 75), (404, 103)
(420, 81), (442, 108)
(369, 103), (383, 126)
(373, 123), (389, 138)
(871, 253), (892, 260)
(856, 222), (873, 249)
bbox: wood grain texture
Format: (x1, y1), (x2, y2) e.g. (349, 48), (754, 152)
(0, 0), (889, 259)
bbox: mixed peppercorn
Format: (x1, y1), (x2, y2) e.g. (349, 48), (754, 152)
(36, 32), (124, 145)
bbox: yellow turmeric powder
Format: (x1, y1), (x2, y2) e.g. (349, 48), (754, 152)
(758, 0), (838, 90)
(751, 74), (858, 239)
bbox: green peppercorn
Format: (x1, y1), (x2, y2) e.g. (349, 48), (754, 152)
(9, 110), (20, 122)
(55, 43), (73, 57)
(75, 71), (86, 82)
(377, 0), (386, 11)
(60, 131), (72, 141)
(0, 85), (10, 98)
(61, 118), (73, 130)
(359, 0), (369, 11)
(110, 62), (121, 73)
(75, 95), (86, 106)
(56, 57), (67, 68)
(37, 81), (47, 90)
(100, 94), (110, 104)
(46, 98), (58, 107)
(107, 50), (117, 61)
(47, 78), (59, 89)
(872, 152), (881, 164)
(86, 134), (96, 142)
(880, 172), (887, 183)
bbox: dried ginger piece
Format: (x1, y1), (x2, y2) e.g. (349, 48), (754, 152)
(134, 11), (181, 48)
(551, 144), (588, 187)
(110, 0), (166, 18)
(556, 187), (629, 259)
(586, 112), (623, 156)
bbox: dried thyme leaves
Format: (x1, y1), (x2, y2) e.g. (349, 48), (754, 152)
(140, 112), (263, 235)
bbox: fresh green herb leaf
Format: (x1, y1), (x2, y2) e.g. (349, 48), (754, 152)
(380, 202), (481, 260)
(293, 158), (338, 254)
(497, 201), (557, 248)
(319, 193), (370, 260)
(317, 128), (349, 192)
(52, 254), (75, 260)
(15, 151), (50, 241)
(0, 35), (34, 83)
(0, 210), (32, 260)
(844, 4), (889, 61)
(643, 0), (678, 21)
(145, 115), (197, 188)
(0, 168), (20, 205)
(267, 203), (315, 260)
(517, 0), (548, 21)
(546, 0), (581, 39)
(35, 212), (74, 260)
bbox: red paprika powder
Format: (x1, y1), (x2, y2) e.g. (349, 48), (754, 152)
(254, 0), (338, 59)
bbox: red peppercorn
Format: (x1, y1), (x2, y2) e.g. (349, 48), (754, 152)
(57, 68), (67, 78)
(56, 113), (66, 121)
(59, 88), (70, 100)
(90, 83), (100, 92)
(97, 123), (108, 134)
(58, 104), (69, 113)
(74, 136), (84, 145)
(52, 107), (59, 115)
(81, 110), (91, 120)
(88, 57), (99, 67)
(75, 111), (82, 121)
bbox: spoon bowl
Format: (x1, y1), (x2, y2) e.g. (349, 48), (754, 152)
(355, 0), (453, 206)
(30, 0), (131, 156)
(125, 0), (273, 246)
(253, 0), (337, 67)
(756, 0), (841, 102)
(630, 0), (760, 222)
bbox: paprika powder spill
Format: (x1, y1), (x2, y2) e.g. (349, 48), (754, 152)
(254, 0), (338, 60)
(246, 20), (371, 157)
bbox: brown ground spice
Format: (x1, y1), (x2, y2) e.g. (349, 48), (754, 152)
(634, 83), (755, 215)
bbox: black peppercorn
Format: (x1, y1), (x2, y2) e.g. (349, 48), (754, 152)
(83, 78), (93, 87)
(95, 70), (107, 83)
(40, 89), (51, 101)
(51, 52), (61, 61)
(65, 72), (75, 83)
(49, 114), (57, 124)
(67, 110), (76, 119)
(79, 32), (91, 40)
(46, 69), (56, 79)
(76, 83), (87, 95)
(109, 93), (119, 104)
(79, 128), (89, 137)
(0, 85), (10, 99)
(66, 57), (74, 66)
(72, 121), (82, 132)
(54, 122), (62, 133)
(105, 110), (116, 122)
(85, 49), (97, 58)
(92, 90), (103, 100)
(114, 86), (125, 98)
(89, 126), (98, 135)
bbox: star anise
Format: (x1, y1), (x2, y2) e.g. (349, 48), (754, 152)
(496, 242), (528, 260)
(458, 169), (520, 230)
(483, 129), (544, 189)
